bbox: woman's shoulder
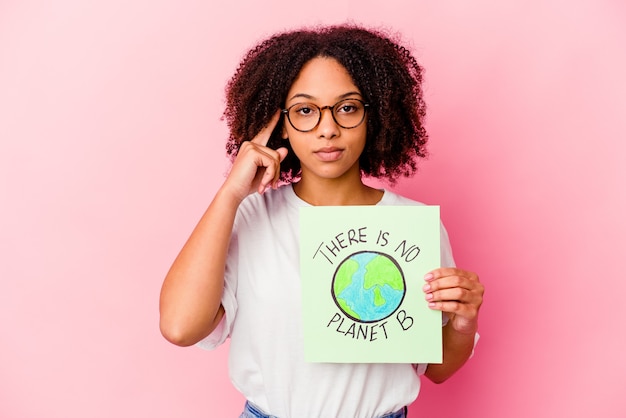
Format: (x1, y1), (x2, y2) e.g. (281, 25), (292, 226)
(240, 184), (298, 208)
(379, 189), (427, 206)
(236, 184), (299, 221)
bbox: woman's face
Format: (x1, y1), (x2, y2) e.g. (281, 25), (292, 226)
(282, 57), (367, 183)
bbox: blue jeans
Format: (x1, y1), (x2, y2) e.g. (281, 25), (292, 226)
(240, 401), (408, 418)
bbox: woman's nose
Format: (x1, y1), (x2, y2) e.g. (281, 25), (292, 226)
(316, 107), (339, 139)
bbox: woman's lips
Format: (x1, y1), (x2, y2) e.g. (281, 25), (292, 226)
(314, 147), (343, 161)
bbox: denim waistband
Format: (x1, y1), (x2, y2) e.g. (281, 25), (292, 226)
(240, 401), (407, 418)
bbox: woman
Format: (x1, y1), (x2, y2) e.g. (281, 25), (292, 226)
(160, 24), (484, 418)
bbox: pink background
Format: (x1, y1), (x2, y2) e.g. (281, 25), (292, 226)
(1, 1), (625, 417)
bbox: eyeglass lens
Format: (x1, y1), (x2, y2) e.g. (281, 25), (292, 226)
(286, 99), (367, 132)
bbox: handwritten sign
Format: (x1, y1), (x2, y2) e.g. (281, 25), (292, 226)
(300, 205), (442, 363)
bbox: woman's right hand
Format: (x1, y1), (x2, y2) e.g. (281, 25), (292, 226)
(222, 111), (289, 202)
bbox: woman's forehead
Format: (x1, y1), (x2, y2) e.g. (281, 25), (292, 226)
(286, 57), (361, 104)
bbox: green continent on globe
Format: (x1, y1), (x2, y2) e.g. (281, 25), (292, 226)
(363, 255), (404, 291)
(333, 259), (361, 319)
(372, 287), (385, 306)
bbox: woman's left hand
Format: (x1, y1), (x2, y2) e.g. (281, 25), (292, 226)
(423, 268), (484, 335)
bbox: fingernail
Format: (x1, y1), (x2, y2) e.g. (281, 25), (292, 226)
(425, 293), (433, 301)
(428, 302), (436, 308)
(424, 273), (434, 281)
(422, 284), (431, 292)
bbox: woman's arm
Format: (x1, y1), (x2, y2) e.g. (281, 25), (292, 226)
(422, 268), (484, 383)
(159, 189), (241, 347)
(159, 113), (287, 347)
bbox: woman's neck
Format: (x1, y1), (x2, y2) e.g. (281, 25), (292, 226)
(292, 176), (383, 206)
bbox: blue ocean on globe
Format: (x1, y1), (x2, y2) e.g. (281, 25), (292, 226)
(332, 251), (405, 323)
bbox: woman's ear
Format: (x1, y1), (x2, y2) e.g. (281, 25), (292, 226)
(282, 124), (289, 140)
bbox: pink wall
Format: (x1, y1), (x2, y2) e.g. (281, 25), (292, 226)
(1, 1), (625, 417)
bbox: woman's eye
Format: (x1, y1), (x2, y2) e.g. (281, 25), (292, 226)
(337, 104), (357, 114)
(294, 105), (317, 117)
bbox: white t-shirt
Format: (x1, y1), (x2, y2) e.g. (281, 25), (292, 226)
(198, 184), (456, 418)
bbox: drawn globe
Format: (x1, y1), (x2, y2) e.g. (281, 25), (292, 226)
(331, 251), (406, 323)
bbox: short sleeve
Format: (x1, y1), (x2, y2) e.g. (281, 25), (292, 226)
(196, 225), (240, 350)
(440, 223), (455, 269)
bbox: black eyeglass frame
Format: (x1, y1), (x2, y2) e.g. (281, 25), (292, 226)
(281, 99), (370, 133)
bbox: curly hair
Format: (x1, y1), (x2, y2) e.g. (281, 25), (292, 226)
(223, 24), (428, 183)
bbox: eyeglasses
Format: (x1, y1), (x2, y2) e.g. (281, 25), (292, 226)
(281, 99), (369, 132)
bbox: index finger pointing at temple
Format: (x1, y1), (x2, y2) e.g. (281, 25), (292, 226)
(250, 111), (282, 147)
